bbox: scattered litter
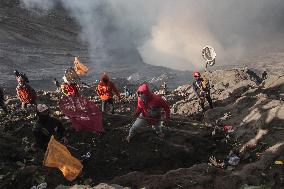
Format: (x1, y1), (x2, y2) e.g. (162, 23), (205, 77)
(81, 151), (92, 162)
(83, 178), (93, 185)
(211, 129), (216, 136)
(30, 182), (47, 189)
(16, 161), (25, 168)
(228, 155), (240, 166)
(43, 136), (83, 181)
(274, 160), (283, 165)
(209, 156), (225, 168)
(66, 144), (79, 151)
(220, 112), (231, 121)
(37, 182), (47, 189)
(224, 125), (234, 133)
(22, 137), (29, 145)
(240, 184), (271, 189)
(226, 166), (234, 171)
(53, 111), (62, 116)
(256, 152), (261, 158)
(62, 116), (70, 120)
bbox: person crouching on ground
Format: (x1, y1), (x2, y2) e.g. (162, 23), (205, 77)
(126, 83), (170, 143)
(16, 76), (37, 109)
(97, 73), (121, 113)
(192, 71), (213, 111)
(32, 104), (68, 151)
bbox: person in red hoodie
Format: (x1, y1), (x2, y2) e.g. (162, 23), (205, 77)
(97, 73), (120, 113)
(126, 83), (170, 142)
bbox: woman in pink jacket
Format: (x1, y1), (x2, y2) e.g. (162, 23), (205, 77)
(126, 83), (170, 142)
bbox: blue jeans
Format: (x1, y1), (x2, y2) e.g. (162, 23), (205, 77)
(128, 114), (163, 138)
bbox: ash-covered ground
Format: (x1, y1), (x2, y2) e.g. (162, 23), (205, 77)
(1, 1), (284, 189)
(0, 68), (284, 189)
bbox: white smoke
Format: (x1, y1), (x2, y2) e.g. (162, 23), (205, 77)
(20, 0), (284, 70)
(20, 0), (56, 9)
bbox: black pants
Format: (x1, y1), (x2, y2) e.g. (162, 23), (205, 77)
(102, 98), (114, 113)
(199, 92), (213, 111)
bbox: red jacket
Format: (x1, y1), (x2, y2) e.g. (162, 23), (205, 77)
(61, 83), (78, 96)
(135, 84), (170, 124)
(97, 74), (120, 101)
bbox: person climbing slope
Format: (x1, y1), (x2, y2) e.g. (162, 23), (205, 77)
(126, 83), (170, 143)
(97, 73), (120, 113)
(192, 71), (213, 111)
(16, 75), (37, 109)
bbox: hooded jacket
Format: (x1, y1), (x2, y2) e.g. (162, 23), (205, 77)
(97, 74), (120, 101)
(135, 84), (170, 124)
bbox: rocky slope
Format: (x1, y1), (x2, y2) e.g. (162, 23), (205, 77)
(0, 68), (283, 189)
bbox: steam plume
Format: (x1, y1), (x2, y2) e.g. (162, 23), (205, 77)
(21, 0), (284, 70)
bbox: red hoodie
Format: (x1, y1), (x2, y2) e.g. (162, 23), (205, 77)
(135, 84), (170, 124)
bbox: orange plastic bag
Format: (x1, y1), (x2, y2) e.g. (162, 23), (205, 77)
(43, 136), (83, 181)
(74, 57), (88, 76)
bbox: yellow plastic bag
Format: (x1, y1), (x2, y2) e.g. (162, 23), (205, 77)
(43, 136), (83, 181)
(74, 57), (88, 76)
(275, 160), (283, 165)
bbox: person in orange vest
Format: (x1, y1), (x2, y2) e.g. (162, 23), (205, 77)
(97, 73), (120, 113)
(61, 76), (79, 96)
(16, 76), (37, 109)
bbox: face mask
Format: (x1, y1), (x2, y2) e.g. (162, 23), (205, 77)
(102, 79), (108, 83)
(139, 93), (147, 101)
